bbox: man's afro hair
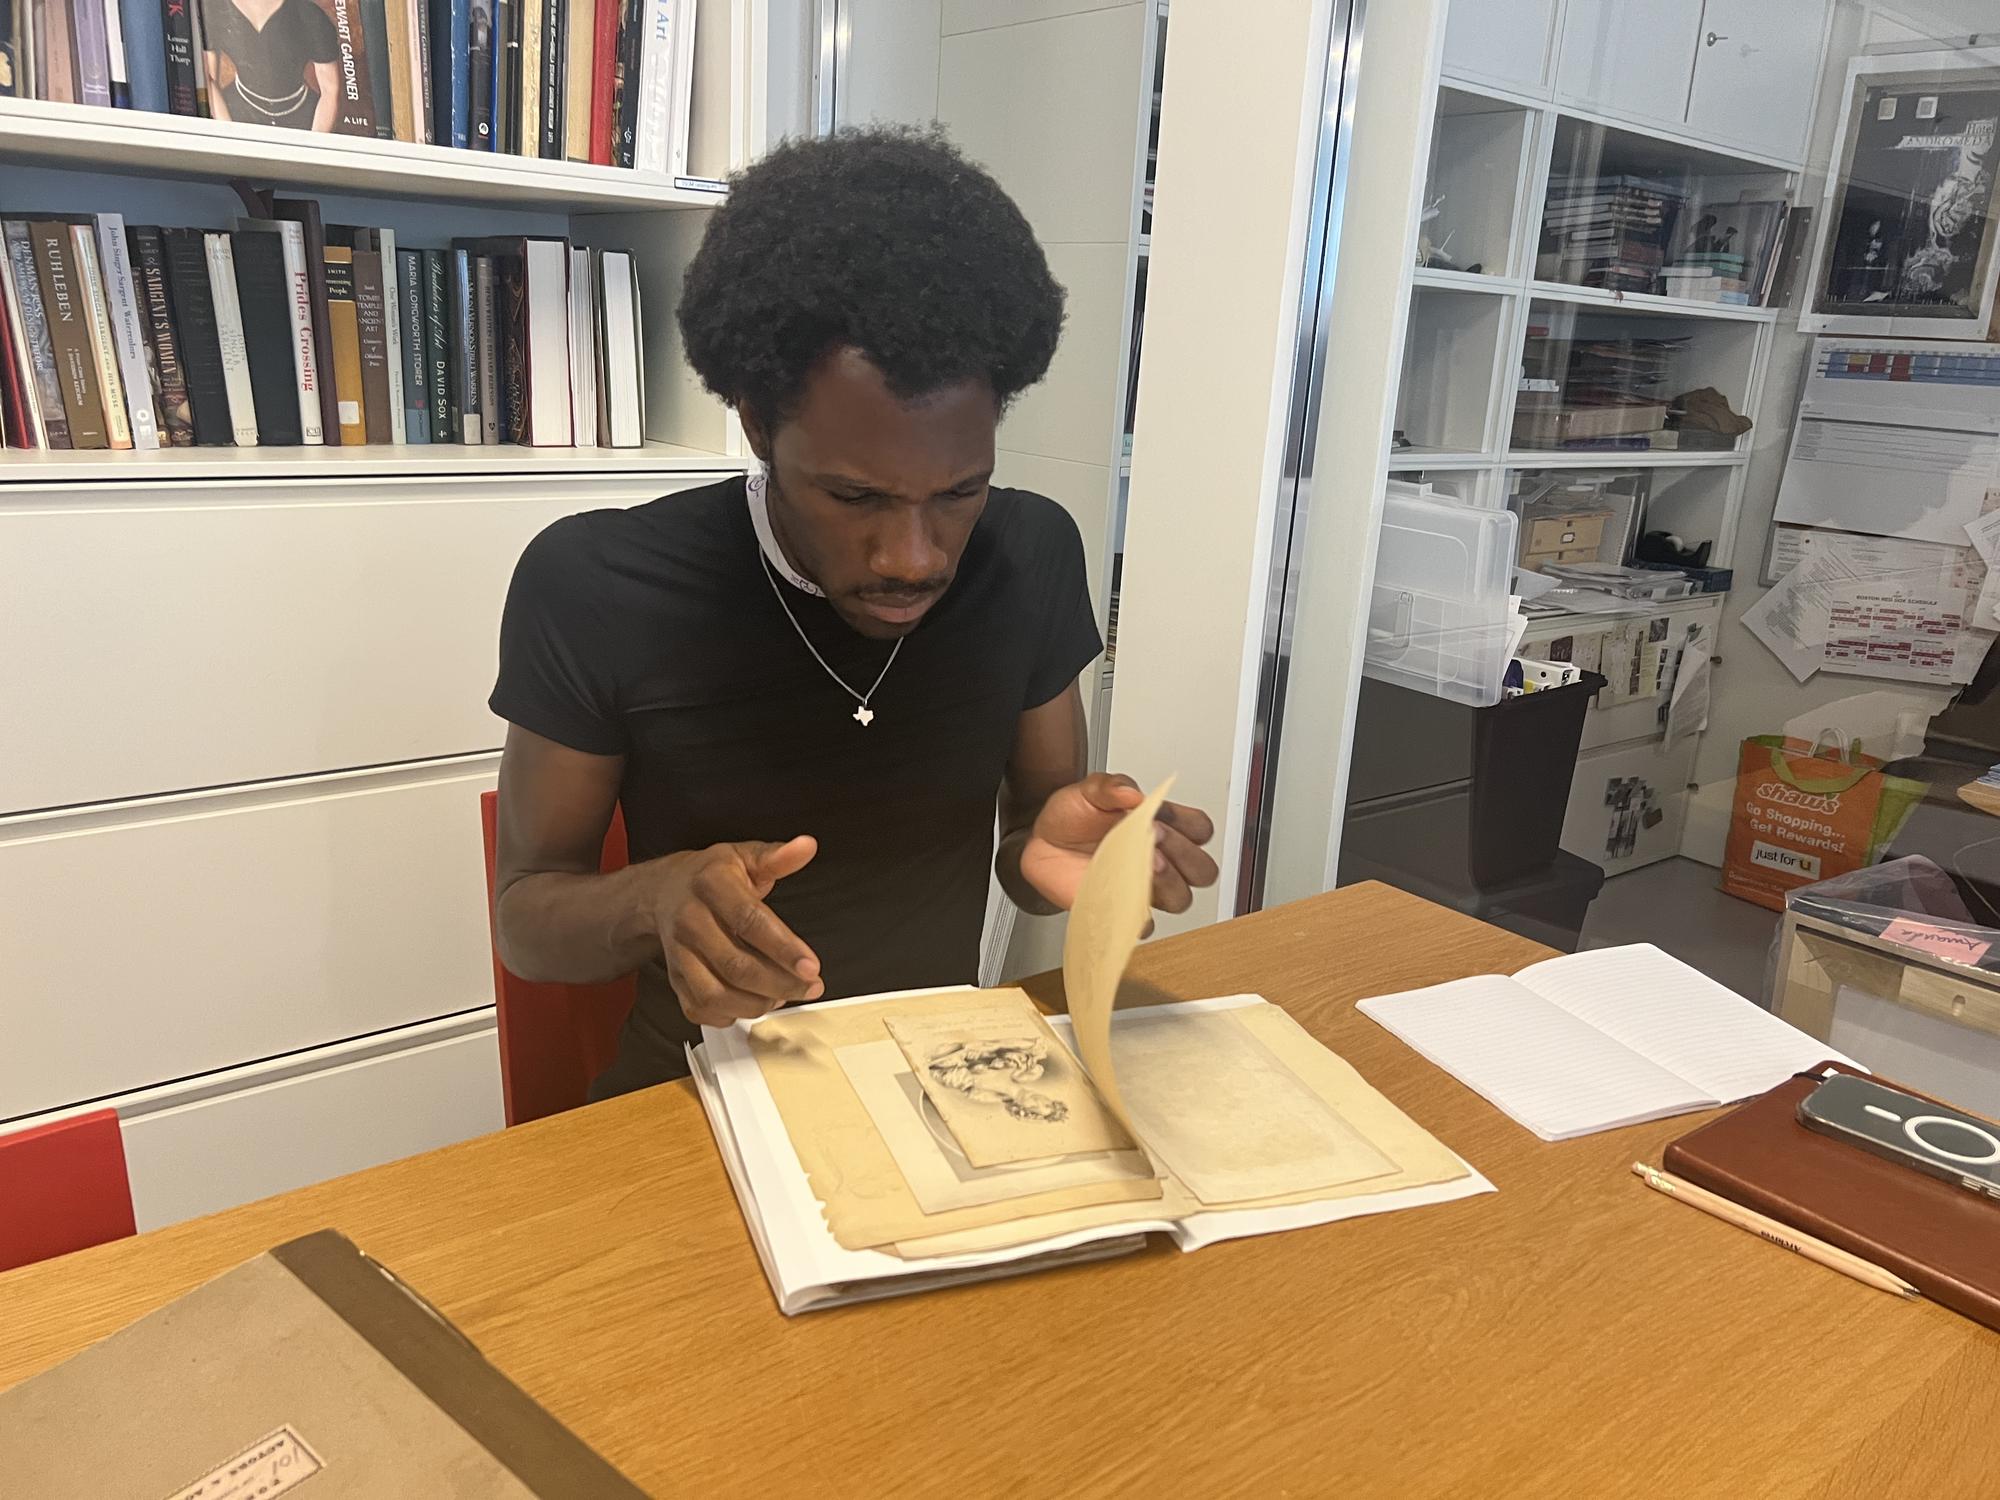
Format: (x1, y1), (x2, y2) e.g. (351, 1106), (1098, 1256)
(677, 126), (1066, 421)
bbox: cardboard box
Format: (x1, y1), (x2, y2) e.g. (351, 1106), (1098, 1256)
(1522, 543), (1601, 570)
(0, 1230), (643, 1498)
(1524, 511), (1610, 555)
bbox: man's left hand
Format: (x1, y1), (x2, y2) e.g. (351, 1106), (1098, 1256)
(1019, 773), (1219, 916)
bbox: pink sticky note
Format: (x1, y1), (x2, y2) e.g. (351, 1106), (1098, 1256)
(1881, 917), (1993, 966)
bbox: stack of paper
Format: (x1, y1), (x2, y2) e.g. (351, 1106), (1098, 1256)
(693, 785), (1492, 1314)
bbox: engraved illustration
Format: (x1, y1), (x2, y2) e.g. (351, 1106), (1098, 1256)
(918, 1035), (1070, 1123)
(884, 998), (1136, 1168)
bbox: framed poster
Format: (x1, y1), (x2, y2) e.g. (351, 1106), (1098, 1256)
(1801, 49), (2000, 339)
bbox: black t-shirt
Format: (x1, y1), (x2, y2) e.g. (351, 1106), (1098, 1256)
(490, 475), (1102, 1093)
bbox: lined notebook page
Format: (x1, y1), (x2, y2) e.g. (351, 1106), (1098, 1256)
(1514, 945), (1854, 1104)
(1356, 976), (1713, 1141)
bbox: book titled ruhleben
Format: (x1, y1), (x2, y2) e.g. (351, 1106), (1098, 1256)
(0, 1230), (645, 1496)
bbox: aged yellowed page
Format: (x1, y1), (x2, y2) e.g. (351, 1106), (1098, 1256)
(1063, 779), (1174, 1143)
(750, 991), (1163, 1251)
(1110, 1007), (1397, 1202)
(893, 1003), (1470, 1258)
(885, 994), (1136, 1167)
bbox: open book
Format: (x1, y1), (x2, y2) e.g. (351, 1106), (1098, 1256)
(692, 783), (1493, 1314)
(1357, 945), (1855, 1141)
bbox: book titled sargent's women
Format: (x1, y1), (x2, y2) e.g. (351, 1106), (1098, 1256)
(126, 226), (196, 446)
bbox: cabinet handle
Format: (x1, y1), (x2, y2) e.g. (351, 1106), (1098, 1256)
(1705, 30), (1728, 45)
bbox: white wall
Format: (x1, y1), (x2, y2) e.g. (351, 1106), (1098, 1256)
(1258, 0), (1448, 905)
(840, 0), (945, 123)
(1682, 0), (1979, 864)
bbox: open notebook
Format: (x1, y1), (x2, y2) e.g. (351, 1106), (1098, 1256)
(1357, 944), (1856, 1141)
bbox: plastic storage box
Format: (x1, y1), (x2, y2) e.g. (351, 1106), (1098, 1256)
(1366, 491), (1518, 707)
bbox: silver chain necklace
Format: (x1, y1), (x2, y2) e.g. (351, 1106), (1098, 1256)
(760, 554), (901, 726)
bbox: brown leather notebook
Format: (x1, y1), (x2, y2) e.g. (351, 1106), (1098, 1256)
(1665, 1063), (2000, 1332)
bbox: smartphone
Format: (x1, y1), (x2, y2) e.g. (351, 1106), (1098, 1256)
(1798, 1074), (2000, 1202)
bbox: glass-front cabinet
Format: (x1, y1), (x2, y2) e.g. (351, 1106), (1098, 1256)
(1338, 0), (2000, 1119)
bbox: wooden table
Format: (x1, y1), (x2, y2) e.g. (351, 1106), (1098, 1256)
(4, 884), (1996, 1496)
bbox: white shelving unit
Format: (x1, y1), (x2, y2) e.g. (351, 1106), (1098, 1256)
(1362, 0), (1836, 882)
(1389, 86), (1799, 579)
(0, 97), (732, 211)
(0, 9), (761, 1228)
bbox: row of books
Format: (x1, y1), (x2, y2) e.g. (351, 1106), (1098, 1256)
(0, 203), (646, 451)
(1537, 174), (1681, 297)
(1513, 326), (1690, 450)
(0, 0), (697, 172)
(1538, 175), (1802, 309)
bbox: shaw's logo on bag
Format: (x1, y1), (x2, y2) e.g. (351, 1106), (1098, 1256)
(1754, 781), (1840, 814)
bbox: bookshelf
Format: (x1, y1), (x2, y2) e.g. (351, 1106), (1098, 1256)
(0, 436), (729, 481)
(1364, 31), (1826, 884)
(1389, 90), (1800, 579)
(0, 2), (762, 1231)
(0, 97), (730, 211)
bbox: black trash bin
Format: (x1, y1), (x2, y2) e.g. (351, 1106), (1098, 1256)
(1343, 671), (1606, 888)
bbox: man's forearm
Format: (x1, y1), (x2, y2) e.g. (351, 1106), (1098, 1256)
(995, 826), (1061, 916)
(494, 862), (666, 984)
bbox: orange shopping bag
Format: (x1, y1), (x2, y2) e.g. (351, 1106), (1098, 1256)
(1721, 734), (1888, 911)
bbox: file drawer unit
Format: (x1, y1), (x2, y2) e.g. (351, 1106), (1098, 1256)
(0, 466), (739, 1229)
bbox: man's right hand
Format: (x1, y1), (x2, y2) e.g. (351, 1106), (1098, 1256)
(650, 836), (824, 1028)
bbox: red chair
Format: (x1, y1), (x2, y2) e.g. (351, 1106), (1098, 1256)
(0, 1109), (137, 1272)
(479, 790), (637, 1126)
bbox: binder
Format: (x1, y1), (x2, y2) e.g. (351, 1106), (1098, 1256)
(1666, 1064), (2000, 1332)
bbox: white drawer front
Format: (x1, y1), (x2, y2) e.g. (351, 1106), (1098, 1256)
(117, 1015), (505, 1231)
(1, 471), (727, 812)
(0, 760), (498, 1118)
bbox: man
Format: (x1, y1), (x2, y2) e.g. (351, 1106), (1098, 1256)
(490, 127), (1218, 1099)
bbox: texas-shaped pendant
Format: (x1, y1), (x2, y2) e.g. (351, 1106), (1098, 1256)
(853, 705), (876, 727)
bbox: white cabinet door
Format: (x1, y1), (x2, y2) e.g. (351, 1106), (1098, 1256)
(1554, 0), (1704, 129)
(1562, 735), (1700, 877)
(1685, 0), (1828, 164)
(0, 470), (729, 813)
(0, 760), (498, 1117)
(1441, 0), (1561, 96)
(113, 1014), (505, 1231)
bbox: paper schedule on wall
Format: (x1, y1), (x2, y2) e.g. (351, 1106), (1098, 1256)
(1745, 529), (1995, 686)
(1774, 339), (2000, 547)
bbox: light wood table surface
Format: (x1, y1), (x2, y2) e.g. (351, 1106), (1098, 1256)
(4, 883), (1996, 1496)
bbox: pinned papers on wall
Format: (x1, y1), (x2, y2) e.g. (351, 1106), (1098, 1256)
(1745, 529), (1996, 686)
(1664, 622), (1712, 749)
(1773, 340), (2000, 547)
